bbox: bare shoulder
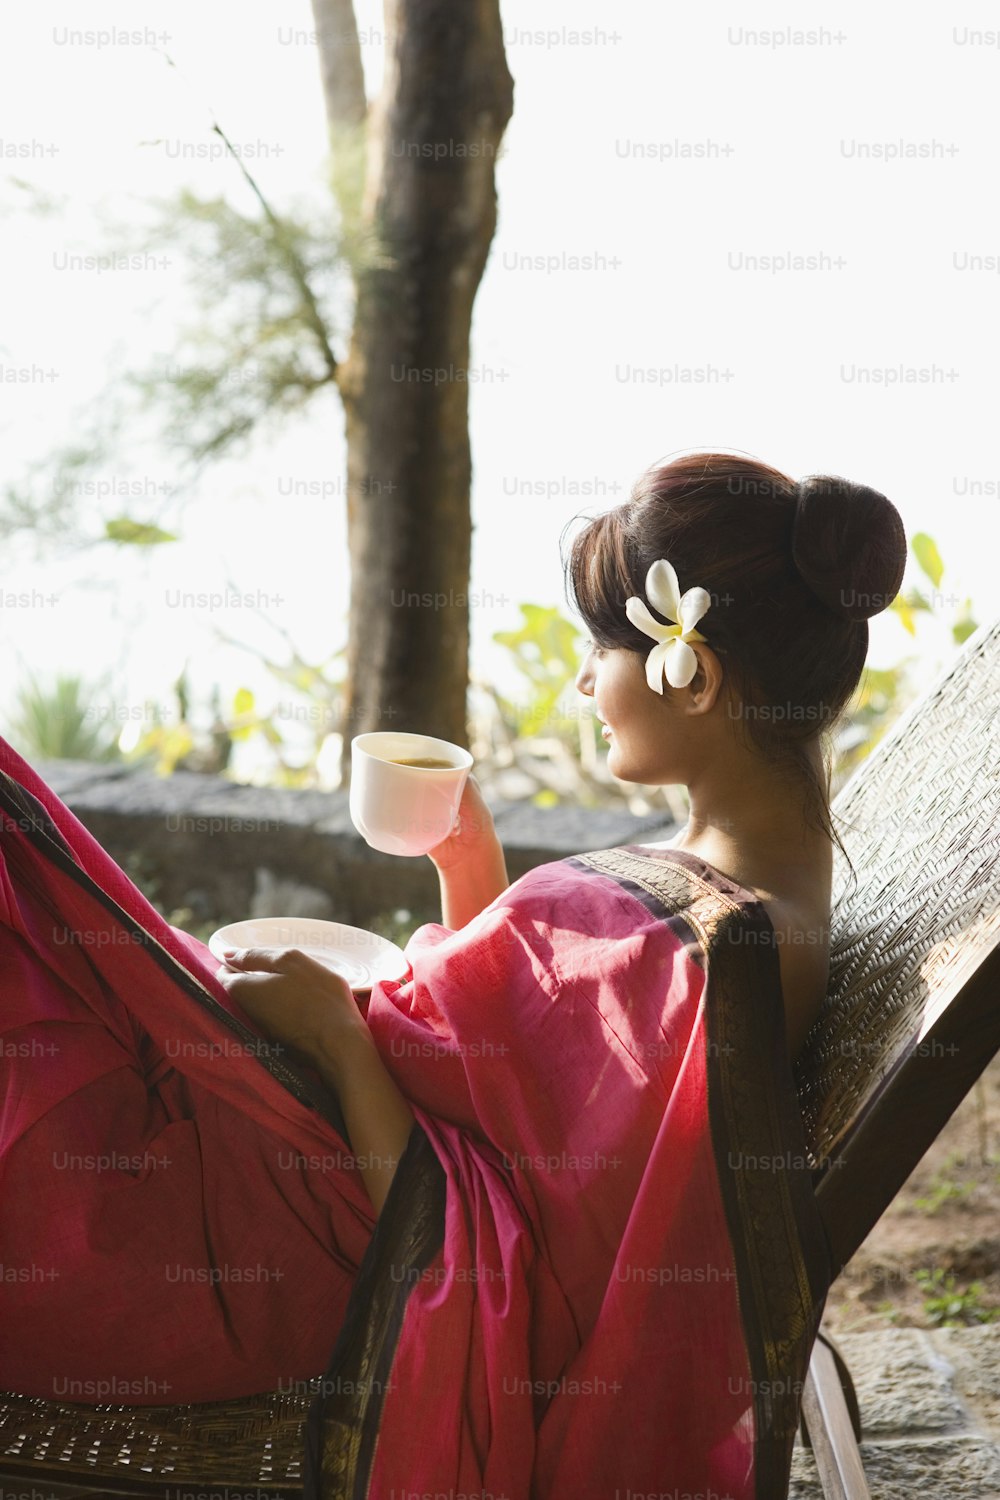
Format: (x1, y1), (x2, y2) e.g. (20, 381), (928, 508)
(633, 837), (831, 1060)
(759, 893), (831, 1062)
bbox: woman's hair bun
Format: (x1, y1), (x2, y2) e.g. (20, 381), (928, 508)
(791, 475), (907, 622)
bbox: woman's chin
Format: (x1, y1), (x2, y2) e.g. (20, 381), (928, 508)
(605, 742), (667, 788)
(604, 741), (635, 781)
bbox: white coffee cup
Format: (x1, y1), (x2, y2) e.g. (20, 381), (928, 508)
(349, 732), (473, 857)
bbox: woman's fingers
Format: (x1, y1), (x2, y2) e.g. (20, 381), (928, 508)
(219, 945), (313, 973)
(216, 948), (301, 1000)
(215, 965), (288, 996)
(216, 954), (353, 1006)
(219, 945), (354, 991)
(213, 945), (361, 1062)
(426, 773), (501, 870)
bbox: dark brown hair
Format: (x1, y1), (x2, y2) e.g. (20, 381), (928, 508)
(562, 452), (908, 852)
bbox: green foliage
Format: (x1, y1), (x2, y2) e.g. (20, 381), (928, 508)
(952, 609), (979, 647)
(120, 186), (345, 467)
(914, 1268), (1000, 1327)
(6, 527), (980, 808)
(911, 533), (944, 589)
(365, 905), (438, 949)
(2, 435), (121, 552)
(164, 907), (219, 944)
(888, 529), (978, 648)
(913, 1178), (974, 1215)
(105, 518), (178, 546)
(2, 175), (348, 547)
(487, 604), (617, 808)
(125, 707), (196, 777)
(486, 531), (981, 811)
(215, 622), (346, 786)
(912, 1154), (976, 1214)
(6, 674), (123, 763)
(834, 531), (978, 785)
(492, 604), (590, 739)
(122, 629), (346, 786)
(5, 617), (344, 787)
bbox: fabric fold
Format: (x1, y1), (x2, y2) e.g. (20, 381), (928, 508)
(1, 734), (830, 1497)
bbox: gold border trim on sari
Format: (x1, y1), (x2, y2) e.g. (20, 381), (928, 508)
(309, 843), (832, 1498)
(304, 1126), (447, 1500)
(573, 845), (832, 1498)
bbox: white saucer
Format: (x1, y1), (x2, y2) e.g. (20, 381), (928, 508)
(208, 917), (409, 992)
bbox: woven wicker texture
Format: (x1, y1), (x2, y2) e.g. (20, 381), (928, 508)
(2, 618), (997, 1495)
(794, 616), (1000, 1166)
(0, 1386), (310, 1494)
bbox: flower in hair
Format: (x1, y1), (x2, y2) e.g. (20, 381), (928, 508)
(625, 559), (711, 692)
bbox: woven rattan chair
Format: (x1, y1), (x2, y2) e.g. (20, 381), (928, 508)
(2, 619), (999, 1500)
(795, 614), (1000, 1497)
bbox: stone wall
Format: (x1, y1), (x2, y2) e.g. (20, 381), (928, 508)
(32, 759), (677, 933)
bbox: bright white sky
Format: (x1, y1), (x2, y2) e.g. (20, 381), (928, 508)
(1, 0), (997, 776)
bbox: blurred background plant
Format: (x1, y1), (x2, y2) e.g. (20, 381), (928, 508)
(4, 530), (981, 822)
(914, 1267), (1000, 1328)
(9, 673), (123, 763)
(833, 531), (979, 786)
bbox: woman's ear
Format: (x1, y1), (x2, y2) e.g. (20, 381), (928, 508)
(680, 643), (725, 716)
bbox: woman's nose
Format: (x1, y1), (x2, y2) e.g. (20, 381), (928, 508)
(575, 655), (594, 696)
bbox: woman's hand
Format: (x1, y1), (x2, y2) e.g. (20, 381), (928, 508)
(217, 945), (417, 1216)
(424, 772), (510, 928)
(216, 947), (368, 1079)
(425, 772), (500, 872)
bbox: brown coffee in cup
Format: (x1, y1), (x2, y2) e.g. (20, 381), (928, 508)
(389, 756), (456, 769)
(351, 732), (473, 856)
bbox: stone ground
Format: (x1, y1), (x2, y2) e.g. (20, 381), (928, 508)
(790, 1326), (1000, 1498)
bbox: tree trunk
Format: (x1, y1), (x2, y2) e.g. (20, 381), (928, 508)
(312, 0), (514, 782)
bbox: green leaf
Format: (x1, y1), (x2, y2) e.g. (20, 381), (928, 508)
(890, 595), (917, 637)
(105, 518), (178, 546)
(233, 687), (255, 717)
(912, 532), (944, 588)
(903, 588), (932, 614)
(953, 609), (978, 646)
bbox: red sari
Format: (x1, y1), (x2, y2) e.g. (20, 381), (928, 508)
(0, 735), (831, 1498)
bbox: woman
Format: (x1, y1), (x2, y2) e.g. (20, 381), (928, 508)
(0, 451), (907, 1499)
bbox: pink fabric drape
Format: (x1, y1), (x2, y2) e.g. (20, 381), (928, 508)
(0, 735), (829, 1497)
(351, 865), (760, 1498)
(0, 736), (375, 1404)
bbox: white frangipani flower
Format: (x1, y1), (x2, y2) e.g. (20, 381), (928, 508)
(624, 559), (711, 692)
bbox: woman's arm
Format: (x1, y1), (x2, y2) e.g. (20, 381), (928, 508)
(433, 838), (510, 931)
(426, 773), (510, 929)
(310, 1025), (416, 1213)
(216, 947), (415, 1214)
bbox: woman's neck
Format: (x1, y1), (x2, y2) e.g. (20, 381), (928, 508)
(670, 740), (833, 901)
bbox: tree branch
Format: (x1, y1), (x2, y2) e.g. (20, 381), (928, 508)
(308, 0), (370, 263)
(309, 0), (368, 128)
(208, 122), (339, 384)
(158, 52), (339, 385)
